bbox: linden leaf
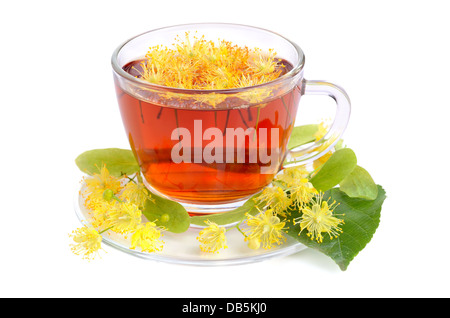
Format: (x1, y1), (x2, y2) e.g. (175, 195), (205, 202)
(75, 148), (140, 177)
(310, 148), (357, 192)
(190, 194), (264, 226)
(142, 193), (190, 233)
(287, 124), (319, 150)
(340, 165), (378, 200)
(285, 185), (386, 271)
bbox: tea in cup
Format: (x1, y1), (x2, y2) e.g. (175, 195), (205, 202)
(112, 23), (350, 214)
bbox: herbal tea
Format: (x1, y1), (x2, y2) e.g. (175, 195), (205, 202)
(116, 60), (300, 204)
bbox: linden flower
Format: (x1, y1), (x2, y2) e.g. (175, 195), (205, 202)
(120, 181), (152, 208)
(83, 164), (122, 209)
(70, 226), (103, 261)
(205, 67), (234, 90)
(275, 166), (309, 185)
(237, 76), (274, 104)
(138, 60), (166, 85)
(197, 220), (228, 253)
(289, 178), (318, 209)
(273, 167), (317, 208)
(244, 209), (286, 249)
(311, 121), (339, 171)
(248, 48), (280, 76)
(295, 192), (344, 243)
(106, 202), (142, 235)
(255, 186), (292, 217)
(239, 87), (273, 104)
(86, 198), (116, 228)
(131, 222), (165, 253)
(314, 121), (329, 141)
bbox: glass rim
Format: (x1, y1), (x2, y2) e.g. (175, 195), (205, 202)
(111, 22), (305, 94)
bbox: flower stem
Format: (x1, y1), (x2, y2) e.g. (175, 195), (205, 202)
(227, 219), (247, 238)
(157, 106), (164, 119)
(174, 109), (180, 139)
(136, 172), (144, 184)
(125, 175), (136, 183)
(281, 95), (292, 124)
(113, 195), (123, 203)
(139, 100), (145, 124)
(99, 226), (114, 234)
(253, 106), (261, 141)
(238, 109), (249, 129)
(236, 225), (247, 238)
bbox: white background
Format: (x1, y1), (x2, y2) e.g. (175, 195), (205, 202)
(1, 0), (449, 298)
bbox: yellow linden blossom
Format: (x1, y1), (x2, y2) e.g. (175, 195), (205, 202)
(85, 198), (116, 228)
(138, 59), (167, 86)
(197, 220), (228, 253)
(131, 222), (165, 253)
(290, 178), (318, 209)
(244, 209), (286, 249)
(312, 121), (338, 171)
(295, 192), (344, 243)
(120, 181), (152, 208)
(237, 86), (273, 104)
(69, 226), (103, 261)
(255, 186), (292, 217)
(138, 33), (283, 106)
(282, 177), (316, 208)
(105, 202), (142, 235)
(83, 164), (122, 210)
(314, 121), (329, 141)
(275, 166), (310, 185)
(274, 167), (317, 208)
(248, 48), (280, 77)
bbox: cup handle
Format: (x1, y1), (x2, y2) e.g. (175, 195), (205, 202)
(283, 79), (351, 168)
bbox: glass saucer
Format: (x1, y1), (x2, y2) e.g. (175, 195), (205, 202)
(73, 184), (306, 266)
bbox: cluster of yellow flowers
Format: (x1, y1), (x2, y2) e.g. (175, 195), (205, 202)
(195, 121), (344, 253)
(196, 206), (288, 253)
(139, 32), (283, 90)
(195, 165), (345, 254)
(69, 165), (164, 260)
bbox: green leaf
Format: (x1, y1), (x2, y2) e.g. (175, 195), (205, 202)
(287, 124), (319, 150)
(310, 148), (357, 192)
(340, 165), (378, 200)
(285, 185), (386, 271)
(190, 194), (264, 226)
(75, 148), (140, 177)
(143, 193), (190, 233)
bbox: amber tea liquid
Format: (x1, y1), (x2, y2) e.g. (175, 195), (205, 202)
(116, 60), (301, 208)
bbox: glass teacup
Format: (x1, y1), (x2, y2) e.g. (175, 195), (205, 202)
(111, 23), (350, 214)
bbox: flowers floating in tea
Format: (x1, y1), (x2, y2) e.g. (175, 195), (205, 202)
(136, 33), (285, 90)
